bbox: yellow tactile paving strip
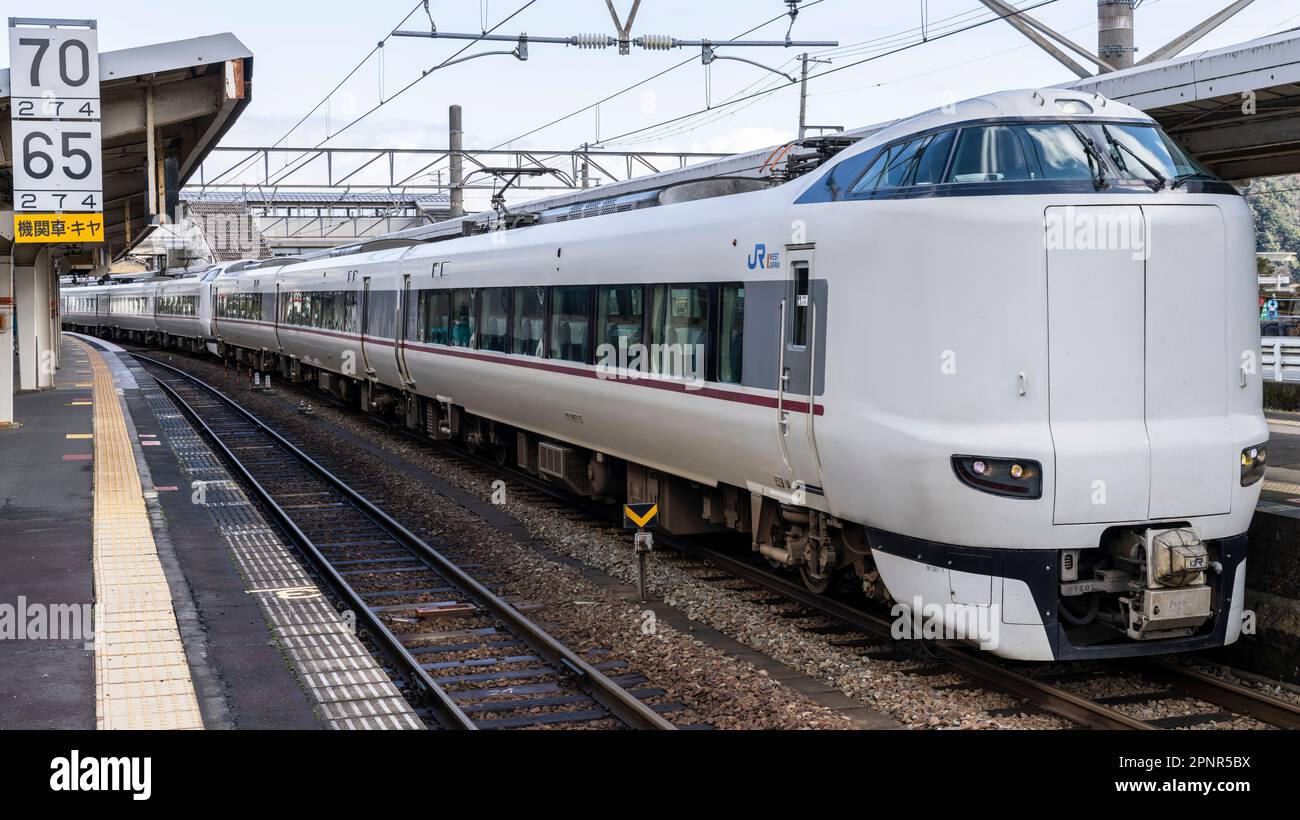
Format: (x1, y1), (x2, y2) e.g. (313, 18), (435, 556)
(83, 340), (204, 730)
(1263, 479), (1300, 496)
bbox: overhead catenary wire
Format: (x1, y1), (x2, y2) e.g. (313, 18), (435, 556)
(487, 0), (833, 151)
(594, 0), (1062, 149)
(601, 0), (1077, 148)
(259, 0), (542, 190)
(490, 0), (1013, 151)
(203, 0), (429, 190)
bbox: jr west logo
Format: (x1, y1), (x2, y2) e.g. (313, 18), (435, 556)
(50, 751), (152, 801)
(747, 242), (781, 270)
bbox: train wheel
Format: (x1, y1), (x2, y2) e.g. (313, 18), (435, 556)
(800, 564), (833, 595)
(492, 441), (511, 466)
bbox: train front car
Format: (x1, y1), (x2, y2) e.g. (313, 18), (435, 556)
(796, 90), (1265, 660)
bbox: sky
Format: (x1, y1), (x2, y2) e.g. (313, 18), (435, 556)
(8, 0), (1300, 208)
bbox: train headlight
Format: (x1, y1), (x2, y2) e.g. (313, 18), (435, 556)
(1056, 99), (1093, 115)
(1241, 445), (1268, 487)
(952, 456), (1043, 500)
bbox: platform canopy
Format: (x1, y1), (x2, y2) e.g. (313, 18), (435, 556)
(1067, 28), (1300, 180)
(1, 32), (253, 262)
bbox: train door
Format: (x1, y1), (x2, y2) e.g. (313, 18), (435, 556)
(775, 247), (827, 502)
(395, 274), (415, 388)
(359, 277), (377, 378)
(209, 283), (219, 339)
(272, 283), (283, 352)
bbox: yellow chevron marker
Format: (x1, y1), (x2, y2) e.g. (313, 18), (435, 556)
(623, 503), (659, 530)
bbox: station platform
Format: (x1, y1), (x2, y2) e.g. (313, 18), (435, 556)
(0, 333), (417, 730)
(1263, 412), (1300, 503)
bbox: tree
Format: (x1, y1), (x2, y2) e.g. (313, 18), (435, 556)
(1247, 174), (1300, 254)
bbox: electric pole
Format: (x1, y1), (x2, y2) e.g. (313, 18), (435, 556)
(449, 104), (464, 217)
(797, 53), (835, 139)
(1097, 0), (1137, 72)
(798, 53), (810, 139)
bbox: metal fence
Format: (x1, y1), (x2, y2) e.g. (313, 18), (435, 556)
(1261, 336), (1300, 383)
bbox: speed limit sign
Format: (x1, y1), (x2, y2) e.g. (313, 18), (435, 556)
(11, 121), (103, 211)
(8, 18), (104, 242)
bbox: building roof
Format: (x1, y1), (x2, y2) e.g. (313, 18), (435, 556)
(180, 190), (450, 207)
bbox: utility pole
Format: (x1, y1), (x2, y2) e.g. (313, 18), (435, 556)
(449, 104), (464, 217)
(798, 53), (810, 139)
(797, 53), (834, 139)
(1097, 0), (1137, 72)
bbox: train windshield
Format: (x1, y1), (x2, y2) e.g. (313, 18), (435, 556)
(1098, 123), (1218, 186)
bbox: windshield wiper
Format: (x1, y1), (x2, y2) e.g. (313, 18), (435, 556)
(1102, 126), (1167, 190)
(1068, 124), (1108, 189)
(1170, 171), (1216, 190)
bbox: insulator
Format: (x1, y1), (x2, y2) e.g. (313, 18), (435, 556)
(573, 33), (611, 49)
(638, 34), (675, 51)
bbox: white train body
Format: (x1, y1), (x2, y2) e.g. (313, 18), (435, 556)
(64, 90), (1267, 661)
(62, 261), (258, 353)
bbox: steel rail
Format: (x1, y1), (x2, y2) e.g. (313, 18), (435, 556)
(144, 362), (475, 729)
(136, 354), (675, 731)
(1140, 660), (1300, 730)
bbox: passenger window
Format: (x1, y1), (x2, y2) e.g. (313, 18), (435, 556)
(948, 126), (1034, 183)
(549, 286), (591, 363)
(911, 130), (957, 185)
(597, 285), (645, 355)
(479, 288), (511, 353)
(419, 290), (450, 344)
(512, 286), (546, 356)
(718, 284), (745, 385)
(344, 291), (359, 333)
(650, 284), (710, 375)
(450, 290), (476, 348)
(320, 292), (337, 330)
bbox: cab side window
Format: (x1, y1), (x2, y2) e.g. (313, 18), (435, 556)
(850, 137), (928, 196)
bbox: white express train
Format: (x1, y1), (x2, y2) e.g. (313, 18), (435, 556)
(63, 89), (1267, 661)
(62, 259), (291, 354)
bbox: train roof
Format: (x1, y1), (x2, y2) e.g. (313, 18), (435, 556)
(828, 88), (1152, 163)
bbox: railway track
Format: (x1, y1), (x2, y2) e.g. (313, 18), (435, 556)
(136, 354), (675, 731)
(136, 347), (1300, 731)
